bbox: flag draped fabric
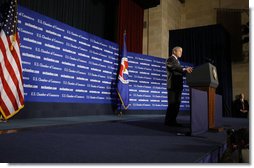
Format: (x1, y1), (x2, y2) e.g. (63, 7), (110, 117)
(117, 33), (129, 109)
(0, 0), (24, 120)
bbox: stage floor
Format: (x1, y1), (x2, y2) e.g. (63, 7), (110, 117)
(0, 114), (249, 163)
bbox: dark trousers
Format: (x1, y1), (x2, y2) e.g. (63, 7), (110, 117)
(238, 112), (248, 118)
(165, 89), (182, 124)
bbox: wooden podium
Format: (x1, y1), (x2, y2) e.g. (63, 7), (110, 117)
(186, 63), (223, 132)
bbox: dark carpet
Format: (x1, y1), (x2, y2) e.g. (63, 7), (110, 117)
(0, 116), (249, 163)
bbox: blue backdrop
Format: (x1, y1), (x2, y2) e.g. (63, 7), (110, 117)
(18, 6), (191, 112)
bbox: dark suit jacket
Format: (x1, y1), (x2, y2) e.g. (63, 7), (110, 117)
(235, 99), (249, 116)
(166, 55), (185, 91)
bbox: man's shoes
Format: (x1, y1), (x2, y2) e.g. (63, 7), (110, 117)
(165, 122), (182, 127)
(173, 123), (183, 127)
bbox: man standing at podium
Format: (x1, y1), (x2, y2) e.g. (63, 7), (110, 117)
(165, 46), (193, 126)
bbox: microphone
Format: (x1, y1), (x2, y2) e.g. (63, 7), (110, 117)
(204, 57), (214, 64)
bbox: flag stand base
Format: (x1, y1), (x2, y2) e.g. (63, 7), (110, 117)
(118, 111), (123, 117)
(0, 115), (7, 122)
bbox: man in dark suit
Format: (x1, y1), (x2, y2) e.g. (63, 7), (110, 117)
(165, 46), (192, 126)
(235, 93), (249, 118)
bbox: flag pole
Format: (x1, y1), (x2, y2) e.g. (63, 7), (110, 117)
(117, 30), (128, 116)
(118, 104), (123, 117)
(10, 0), (18, 51)
(118, 30), (126, 117)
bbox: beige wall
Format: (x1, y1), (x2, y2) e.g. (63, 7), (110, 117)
(181, 0), (218, 28)
(232, 62), (249, 100)
(143, 0), (182, 58)
(143, 5), (162, 57)
(143, 0), (249, 100)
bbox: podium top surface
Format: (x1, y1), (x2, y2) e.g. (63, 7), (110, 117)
(186, 63), (219, 88)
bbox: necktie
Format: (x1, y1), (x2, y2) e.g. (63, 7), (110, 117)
(176, 59), (180, 65)
(241, 100), (245, 110)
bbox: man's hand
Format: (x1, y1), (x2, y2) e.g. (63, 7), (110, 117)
(240, 109), (248, 113)
(186, 67), (193, 73)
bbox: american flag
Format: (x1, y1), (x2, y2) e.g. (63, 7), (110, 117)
(0, 0), (24, 120)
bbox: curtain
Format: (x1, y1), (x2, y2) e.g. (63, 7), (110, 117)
(117, 0), (144, 53)
(18, 0), (118, 42)
(217, 9), (242, 62)
(169, 25), (233, 117)
(18, 0), (144, 52)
